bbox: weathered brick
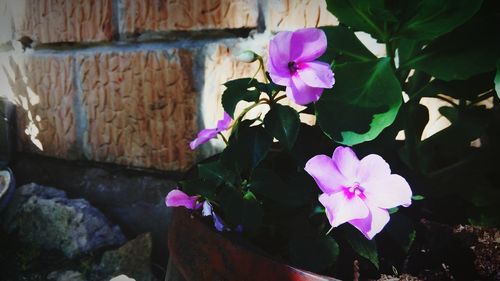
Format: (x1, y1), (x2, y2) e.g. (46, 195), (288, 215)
(265, 0), (338, 31)
(11, 0), (113, 44)
(1, 54), (78, 158)
(119, 0), (258, 34)
(77, 49), (197, 171)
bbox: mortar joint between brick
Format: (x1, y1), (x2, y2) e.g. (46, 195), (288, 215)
(71, 56), (90, 160)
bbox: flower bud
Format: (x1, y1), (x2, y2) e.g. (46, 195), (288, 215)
(235, 50), (258, 63)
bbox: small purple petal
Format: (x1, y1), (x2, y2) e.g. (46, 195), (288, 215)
(349, 201), (390, 240)
(363, 174), (413, 209)
(202, 201), (212, 217)
(305, 155), (348, 194)
(290, 28), (327, 62)
(286, 74), (324, 105)
(216, 112), (232, 131)
(332, 146), (360, 181)
(189, 128), (219, 150)
(319, 192), (369, 228)
(297, 61), (335, 88)
(165, 189), (199, 210)
(212, 212), (226, 232)
(234, 225), (244, 233)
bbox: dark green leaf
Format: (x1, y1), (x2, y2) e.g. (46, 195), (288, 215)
(248, 169), (310, 207)
(217, 187), (262, 232)
(222, 78), (263, 118)
(221, 124), (273, 172)
(319, 26), (377, 64)
(198, 161), (238, 186)
(264, 104), (300, 149)
(316, 58), (402, 145)
(288, 235), (339, 272)
(179, 178), (216, 199)
(395, 0), (482, 40)
(326, 0), (390, 41)
(388, 207), (399, 214)
(412, 195), (425, 201)
(408, 11), (500, 81)
(342, 225), (379, 269)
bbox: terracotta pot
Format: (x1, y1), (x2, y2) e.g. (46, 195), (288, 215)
(168, 208), (340, 281)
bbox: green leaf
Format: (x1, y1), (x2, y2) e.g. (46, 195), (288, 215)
(342, 225), (379, 269)
(248, 169), (310, 207)
(407, 11), (500, 81)
(388, 207), (399, 214)
(319, 26), (377, 64)
(198, 161), (238, 186)
(412, 195), (425, 201)
(325, 0), (390, 41)
(495, 60), (500, 99)
(395, 0), (483, 41)
(264, 104), (300, 149)
(316, 58), (402, 145)
(288, 235), (339, 272)
(222, 78), (263, 118)
(179, 178), (216, 199)
(221, 124), (273, 172)
(217, 187), (262, 232)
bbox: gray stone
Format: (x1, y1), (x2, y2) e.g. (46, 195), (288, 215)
(1, 183), (126, 259)
(92, 233), (155, 281)
(47, 270), (87, 281)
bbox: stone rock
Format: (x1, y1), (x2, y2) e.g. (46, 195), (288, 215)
(1, 183), (126, 259)
(47, 270), (87, 281)
(91, 233), (154, 281)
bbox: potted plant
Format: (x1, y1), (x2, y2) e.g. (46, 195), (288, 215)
(166, 0), (500, 279)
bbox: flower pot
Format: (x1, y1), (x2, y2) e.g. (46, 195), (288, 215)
(168, 208), (340, 281)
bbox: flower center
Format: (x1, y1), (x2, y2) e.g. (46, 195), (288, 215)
(347, 182), (363, 197)
(288, 61), (298, 74)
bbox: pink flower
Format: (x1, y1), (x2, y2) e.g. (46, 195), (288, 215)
(267, 28), (335, 105)
(165, 189), (201, 210)
(305, 146), (412, 239)
(190, 112), (232, 150)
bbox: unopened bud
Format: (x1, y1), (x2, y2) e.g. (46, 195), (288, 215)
(235, 50), (258, 63)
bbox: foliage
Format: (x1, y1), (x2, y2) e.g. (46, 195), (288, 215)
(169, 0), (500, 278)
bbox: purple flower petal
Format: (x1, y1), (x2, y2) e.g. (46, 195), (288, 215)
(349, 201), (390, 240)
(202, 201), (212, 217)
(216, 112), (232, 131)
(305, 155), (348, 194)
(212, 212), (226, 232)
(165, 189), (199, 210)
(357, 154), (391, 183)
(363, 174), (413, 209)
(286, 74), (324, 105)
(189, 128), (219, 150)
(297, 61), (335, 88)
(290, 28), (327, 62)
(319, 192), (369, 228)
(269, 31), (293, 70)
(332, 146), (360, 180)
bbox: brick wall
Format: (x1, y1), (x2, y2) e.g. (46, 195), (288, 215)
(0, 0), (341, 171)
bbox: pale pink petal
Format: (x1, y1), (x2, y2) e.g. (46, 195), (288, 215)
(305, 155), (348, 194)
(332, 146), (360, 180)
(216, 112), (232, 131)
(363, 174), (413, 209)
(286, 74), (324, 105)
(290, 28), (327, 62)
(297, 61), (335, 88)
(165, 189), (199, 209)
(319, 192), (369, 228)
(349, 201), (390, 240)
(357, 154), (391, 183)
(189, 128), (219, 150)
